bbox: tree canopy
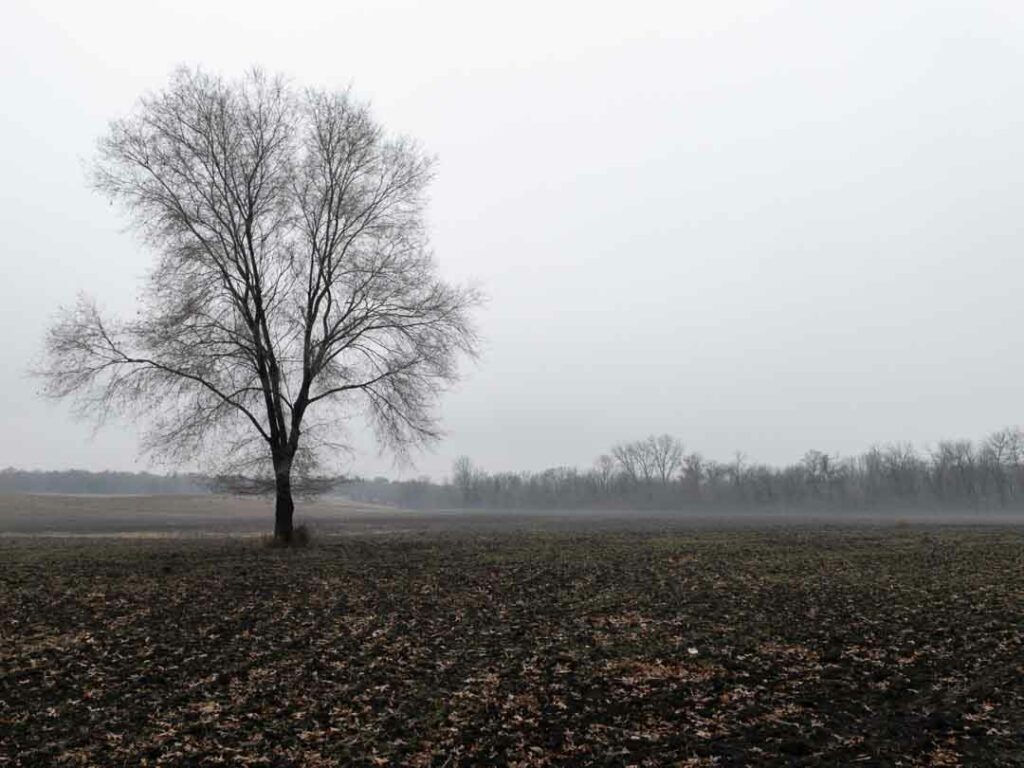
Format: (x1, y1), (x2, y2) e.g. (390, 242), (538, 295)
(39, 68), (480, 539)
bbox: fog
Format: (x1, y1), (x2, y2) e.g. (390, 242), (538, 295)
(2, 0), (1022, 480)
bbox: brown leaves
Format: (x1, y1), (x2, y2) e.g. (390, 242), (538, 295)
(1, 530), (1022, 766)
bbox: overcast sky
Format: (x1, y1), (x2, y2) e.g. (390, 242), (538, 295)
(2, 0), (1022, 479)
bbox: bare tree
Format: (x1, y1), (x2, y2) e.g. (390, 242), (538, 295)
(593, 454), (616, 490)
(882, 443), (922, 499)
(646, 434), (684, 485)
(728, 451), (747, 490)
(609, 435), (682, 487)
(37, 68), (480, 542)
(451, 456), (478, 506)
(611, 441), (645, 483)
(681, 451), (704, 499)
(983, 427), (1023, 468)
(981, 427), (1024, 504)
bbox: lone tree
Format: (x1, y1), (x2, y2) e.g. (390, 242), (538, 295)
(38, 69), (480, 542)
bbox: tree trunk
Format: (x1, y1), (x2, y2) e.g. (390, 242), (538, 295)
(274, 457), (294, 543)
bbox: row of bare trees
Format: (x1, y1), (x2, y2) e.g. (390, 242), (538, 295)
(0, 469), (208, 495)
(343, 429), (1024, 510)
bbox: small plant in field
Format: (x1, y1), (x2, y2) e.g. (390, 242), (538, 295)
(263, 523), (313, 549)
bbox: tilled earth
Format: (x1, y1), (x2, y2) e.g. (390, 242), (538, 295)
(1, 528), (1022, 766)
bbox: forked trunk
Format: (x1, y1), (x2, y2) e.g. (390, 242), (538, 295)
(274, 457), (294, 543)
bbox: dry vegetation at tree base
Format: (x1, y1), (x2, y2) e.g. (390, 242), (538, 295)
(2, 529), (1023, 766)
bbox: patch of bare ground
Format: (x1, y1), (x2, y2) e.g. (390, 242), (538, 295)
(1, 528), (1022, 765)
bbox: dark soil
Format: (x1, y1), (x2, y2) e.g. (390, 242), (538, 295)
(2, 528), (1022, 766)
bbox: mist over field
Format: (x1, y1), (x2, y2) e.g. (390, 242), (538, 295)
(3, 3), (1024, 766)
(2, 0), (1024, 481)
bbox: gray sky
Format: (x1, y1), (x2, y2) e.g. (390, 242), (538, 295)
(2, 0), (1022, 479)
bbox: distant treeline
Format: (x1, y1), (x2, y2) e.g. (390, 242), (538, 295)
(344, 428), (1024, 511)
(0, 469), (210, 496)
(7, 427), (1024, 511)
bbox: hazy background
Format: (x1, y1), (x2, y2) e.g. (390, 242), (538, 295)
(1, 0), (1022, 480)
